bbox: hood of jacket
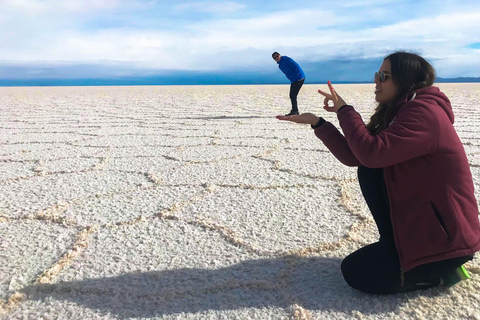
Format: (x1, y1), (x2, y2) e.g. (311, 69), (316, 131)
(401, 86), (454, 124)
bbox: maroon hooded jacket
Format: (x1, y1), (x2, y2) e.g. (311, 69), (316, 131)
(314, 86), (480, 271)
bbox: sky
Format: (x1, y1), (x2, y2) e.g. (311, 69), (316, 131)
(1, 0), (480, 85)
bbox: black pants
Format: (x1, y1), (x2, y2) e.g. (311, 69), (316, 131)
(340, 166), (471, 294)
(289, 78), (304, 112)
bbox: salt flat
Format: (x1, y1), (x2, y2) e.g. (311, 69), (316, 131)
(1, 84), (480, 319)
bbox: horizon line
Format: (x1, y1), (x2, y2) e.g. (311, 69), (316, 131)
(1, 77), (480, 87)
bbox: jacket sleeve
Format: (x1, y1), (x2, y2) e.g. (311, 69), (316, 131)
(313, 118), (362, 167)
(337, 102), (439, 168)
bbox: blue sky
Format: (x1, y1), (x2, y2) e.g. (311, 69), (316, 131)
(1, 0), (480, 84)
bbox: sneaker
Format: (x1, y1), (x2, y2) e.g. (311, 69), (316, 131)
(285, 110), (299, 116)
(456, 265), (471, 280)
(441, 265), (471, 287)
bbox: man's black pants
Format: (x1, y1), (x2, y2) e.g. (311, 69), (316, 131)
(289, 78), (305, 112)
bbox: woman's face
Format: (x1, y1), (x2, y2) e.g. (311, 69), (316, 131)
(374, 58), (398, 104)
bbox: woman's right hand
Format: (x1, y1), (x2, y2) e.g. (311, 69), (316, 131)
(276, 113), (319, 125)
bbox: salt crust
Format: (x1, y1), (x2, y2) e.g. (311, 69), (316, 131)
(0, 84), (479, 319)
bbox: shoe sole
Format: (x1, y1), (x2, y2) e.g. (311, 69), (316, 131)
(456, 265), (471, 280)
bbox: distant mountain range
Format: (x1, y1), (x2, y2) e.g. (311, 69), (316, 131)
(0, 76), (479, 87)
(1, 60), (479, 86)
(435, 77), (480, 83)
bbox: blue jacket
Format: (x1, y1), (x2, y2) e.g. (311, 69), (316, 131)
(278, 56), (305, 83)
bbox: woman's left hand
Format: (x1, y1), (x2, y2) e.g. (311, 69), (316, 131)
(318, 81), (347, 113)
(276, 113), (319, 125)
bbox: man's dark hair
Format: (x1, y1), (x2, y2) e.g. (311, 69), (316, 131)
(272, 52), (280, 58)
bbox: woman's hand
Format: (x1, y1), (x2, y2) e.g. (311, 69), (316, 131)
(276, 112), (319, 125)
(318, 81), (347, 113)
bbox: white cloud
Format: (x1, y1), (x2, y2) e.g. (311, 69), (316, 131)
(337, 0), (410, 8)
(0, 0), (120, 15)
(1, 0), (47, 16)
(61, 0), (120, 12)
(1, 1), (480, 78)
(0, 7), (339, 70)
(175, 1), (246, 14)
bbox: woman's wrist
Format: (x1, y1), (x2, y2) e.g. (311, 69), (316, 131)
(311, 117), (326, 129)
(337, 105), (351, 113)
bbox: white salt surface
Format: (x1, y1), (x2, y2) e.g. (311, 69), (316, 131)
(0, 84), (480, 319)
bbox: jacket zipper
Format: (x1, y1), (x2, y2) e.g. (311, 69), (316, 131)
(400, 268), (405, 286)
(430, 201), (452, 241)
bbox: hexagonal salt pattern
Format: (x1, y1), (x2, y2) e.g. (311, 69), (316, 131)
(62, 185), (203, 227)
(1, 84), (480, 320)
(158, 157), (315, 188)
(176, 183), (354, 254)
(0, 220), (77, 301)
(12, 220), (290, 319)
(0, 171), (155, 218)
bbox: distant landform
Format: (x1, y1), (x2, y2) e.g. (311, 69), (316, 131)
(436, 77), (480, 83)
(0, 76), (479, 87)
(2, 60), (479, 86)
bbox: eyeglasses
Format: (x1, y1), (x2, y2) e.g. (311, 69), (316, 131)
(374, 71), (391, 83)
(273, 55), (280, 60)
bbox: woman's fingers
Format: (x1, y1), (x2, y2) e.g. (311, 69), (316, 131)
(327, 81), (338, 99)
(323, 96), (330, 108)
(319, 89), (333, 107)
(320, 81), (346, 111)
(327, 80), (334, 92)
(319, 81), (346, 112)
(320, 82), (337, 101)
(276, 113), (319, 125)
(276, 115), (302, 123)
(317, 89), (330, 98)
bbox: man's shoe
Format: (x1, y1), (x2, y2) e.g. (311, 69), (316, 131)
(285, 110), (299, 116)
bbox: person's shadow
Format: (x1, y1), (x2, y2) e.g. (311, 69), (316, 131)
(20, 256), (420, 318)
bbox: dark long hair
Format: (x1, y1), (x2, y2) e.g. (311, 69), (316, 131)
(366, 51), (436, 135)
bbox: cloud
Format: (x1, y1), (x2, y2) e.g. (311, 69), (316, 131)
(0, 7), (339, 69)
(175, 1), (246, 15)
(1, 1), (480, 80)
(1, 0), (121, 15)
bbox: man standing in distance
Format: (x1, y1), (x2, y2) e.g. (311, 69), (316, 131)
(272, 52), (306, 116)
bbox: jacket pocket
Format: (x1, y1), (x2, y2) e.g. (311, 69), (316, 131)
(429, 201), (452, 241)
